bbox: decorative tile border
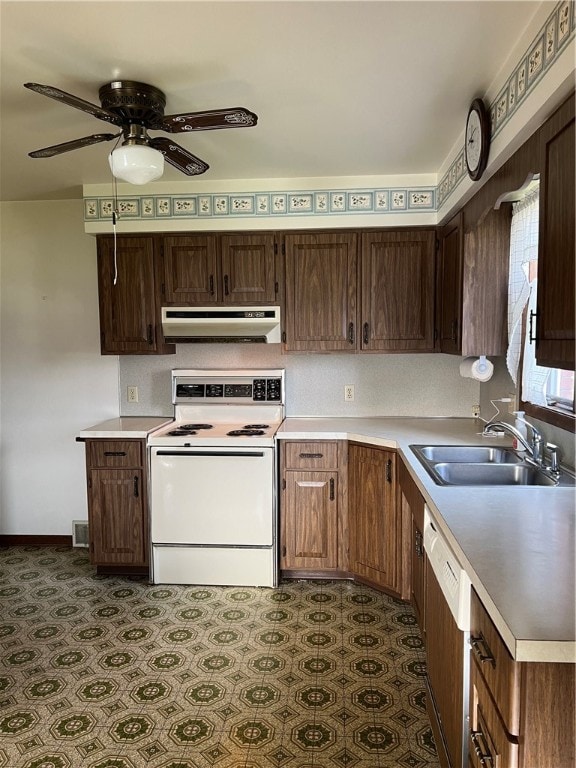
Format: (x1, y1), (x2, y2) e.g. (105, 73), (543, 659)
(437, 0), (575, 208)
(84, 3), (573, 223)
(84, 186), (436, 222)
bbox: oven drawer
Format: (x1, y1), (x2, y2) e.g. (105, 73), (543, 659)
(284, 441), (339, 469)
(88, 440), (142, 468)
(470, 588), (521, 736)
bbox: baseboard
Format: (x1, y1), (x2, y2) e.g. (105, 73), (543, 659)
(0, 534), (73, 547)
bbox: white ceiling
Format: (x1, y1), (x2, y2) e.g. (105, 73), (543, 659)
(1, 0), (542, 202)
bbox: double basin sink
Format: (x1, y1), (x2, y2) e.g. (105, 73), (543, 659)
(410, 444), (575, 487)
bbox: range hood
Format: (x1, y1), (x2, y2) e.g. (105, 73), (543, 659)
(162, 306), (282, 343)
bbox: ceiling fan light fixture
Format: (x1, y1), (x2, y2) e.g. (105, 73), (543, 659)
(108, 143), (164, 185)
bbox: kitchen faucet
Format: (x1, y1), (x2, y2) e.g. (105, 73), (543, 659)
(482, 418), (544, 465)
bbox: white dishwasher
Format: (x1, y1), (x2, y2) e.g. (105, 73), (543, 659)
(423, 504), (471, 768)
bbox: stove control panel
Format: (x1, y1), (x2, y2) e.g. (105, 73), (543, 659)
(173, 371), (284, 404)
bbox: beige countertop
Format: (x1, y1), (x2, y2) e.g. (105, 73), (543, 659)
(277, 417), (575, 664)
(78, 416), (173, 439)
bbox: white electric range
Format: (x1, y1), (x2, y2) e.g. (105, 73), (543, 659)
(148, 369), (285, 587)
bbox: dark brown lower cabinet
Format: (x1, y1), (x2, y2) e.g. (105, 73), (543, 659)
(425, 562), (465, 768)
(398, 458), (426, 631)
(84, 439), (149, 571)
(348, 443), (398, 592)
(280, 441), (345, 575)
(469, 588), (575, 768)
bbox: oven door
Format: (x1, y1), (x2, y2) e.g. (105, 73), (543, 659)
(150, 445), (274, 546)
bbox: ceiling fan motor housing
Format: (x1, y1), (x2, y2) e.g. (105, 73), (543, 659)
(98, 81), (166, 127)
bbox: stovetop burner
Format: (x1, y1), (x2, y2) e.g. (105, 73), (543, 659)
(181, 423), (213, 430)
(227, 429), (265, 437)
(243, 424), (269, 429)
(168, 428), (198, 436)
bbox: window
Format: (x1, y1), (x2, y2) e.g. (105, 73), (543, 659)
(506, 184), (575, 431)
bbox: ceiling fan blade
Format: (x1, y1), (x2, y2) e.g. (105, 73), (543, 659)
(150, 137), (209, 176)
(160, 107), (258, 133)
(29, 133), (120, 158)
(24, 83), (123, 127)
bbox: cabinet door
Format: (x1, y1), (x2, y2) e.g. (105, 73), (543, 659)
(88, 469), (147, 566)
(536, 98), (575, 369)
(461, 206), (511, 356)
(360, 230), (436, 351)
(348, 444), (397, 591)
(284, 232), (358, 351)
(97, 236), (164, 354)
(410, 513), (426, 632)
(282, 470), (338, 570)
(220, 233), (277, 304)
(437, 213), (463, 354)
(161, 234), (219, 304)
(425, 562), (465, 768)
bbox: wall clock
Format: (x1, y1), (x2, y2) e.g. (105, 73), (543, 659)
(465, 98), (490, 181)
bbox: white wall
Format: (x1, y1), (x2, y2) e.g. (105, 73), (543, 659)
(0, 200), (119, 535)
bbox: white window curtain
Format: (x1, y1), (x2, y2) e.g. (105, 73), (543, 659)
(505, 187), (549, 405)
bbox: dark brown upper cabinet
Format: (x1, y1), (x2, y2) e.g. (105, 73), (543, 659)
(283, 228), (435, 353)
(97, 235), (174, 355)
(360, 230), (436, 352)
(437, 207), (511, 357)
(284, 231), (358, 352)
(437, 212), (463, 354)
(160, 233), (278, 306)
(535, 94), (575, 370)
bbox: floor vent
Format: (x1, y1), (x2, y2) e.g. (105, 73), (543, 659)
(72, 520), (89, 548)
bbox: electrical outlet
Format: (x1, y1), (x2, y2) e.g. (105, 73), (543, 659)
(127, 386), (139, 403)
(344, 385), (354, 402)
(472, 404), (480, 418)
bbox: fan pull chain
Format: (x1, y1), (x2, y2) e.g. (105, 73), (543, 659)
(111, 170), (120, 286)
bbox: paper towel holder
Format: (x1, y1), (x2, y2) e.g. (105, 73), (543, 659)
(477, 355), (489, 373)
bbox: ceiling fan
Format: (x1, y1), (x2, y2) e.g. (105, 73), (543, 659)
(24, 80), (258, 183)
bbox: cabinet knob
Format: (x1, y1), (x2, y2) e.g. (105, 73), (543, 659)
(147, 324), (153, 345)
(329, 478), (335, 500)
(348, 322), (355, 345)
(209, 275), (215, 295)
(133, 476), (139, 498)
(299, 452), (323, 459)
(363, 322), (369, 345)
(470, 633), (495, 667)
(385, 459), (392, 483)
(470, 728), (494, 767)
(529, 309), (538, 343)
(224, 274), (229, 296)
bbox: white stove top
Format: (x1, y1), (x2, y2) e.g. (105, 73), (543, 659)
(149, 418), (282, 446)
(148, 369), (285, 447)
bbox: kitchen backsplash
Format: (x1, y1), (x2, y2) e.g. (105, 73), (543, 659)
(119, 347), (480, 418)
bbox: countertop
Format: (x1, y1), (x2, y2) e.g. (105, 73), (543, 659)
(277, 417), (575, 664)
(78, 416), (173, 439)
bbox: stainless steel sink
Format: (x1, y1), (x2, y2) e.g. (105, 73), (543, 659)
(431, 462), (558, 486)
(409, 444), (574, 487)
(412, 445), (522, 464)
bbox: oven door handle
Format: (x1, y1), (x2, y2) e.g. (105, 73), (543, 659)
(155, 450), (266, 458)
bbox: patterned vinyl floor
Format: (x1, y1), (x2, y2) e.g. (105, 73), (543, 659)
(0, 547), (439, 768)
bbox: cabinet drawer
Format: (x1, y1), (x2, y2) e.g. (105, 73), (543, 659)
(283, 442), (339, 469)
(469, 662), (518, 768)
(88, 440), (142, 468)
(470, 588), (521, 736)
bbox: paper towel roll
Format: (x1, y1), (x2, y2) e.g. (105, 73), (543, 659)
(459, 356), (494, 382)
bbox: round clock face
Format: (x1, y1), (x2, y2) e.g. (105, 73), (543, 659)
(465, 100), (489, 180)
